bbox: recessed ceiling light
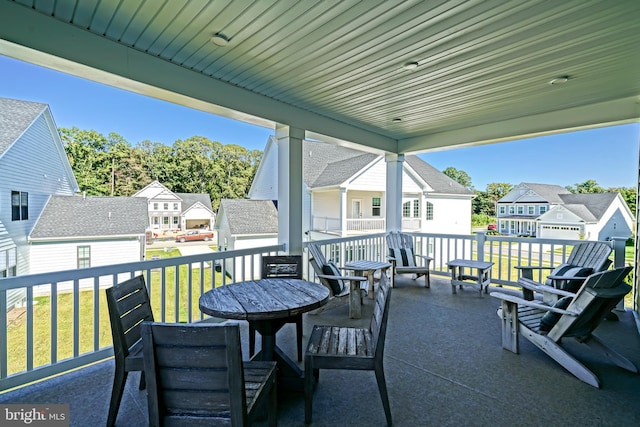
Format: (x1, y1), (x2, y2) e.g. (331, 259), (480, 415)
(402, 61), (419, 71)
(549, 76), (570, 85)
(392, 118), (402, 123)
(211, 33), (230, 47)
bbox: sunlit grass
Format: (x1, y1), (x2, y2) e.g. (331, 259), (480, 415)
(6, 248), (226, 376)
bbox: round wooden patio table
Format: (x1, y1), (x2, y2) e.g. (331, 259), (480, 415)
(199, 278), (329, 391)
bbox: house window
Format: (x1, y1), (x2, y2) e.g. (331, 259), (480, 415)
(540, 206), (547, 214)
(77, 246), (90, 269)
(413, 200), (419, 217)
(173, 217), (179, 225)
(163, 216), (169, 225)
(528, 206), (535, 215)
(402, 201), (411, 217)
(173, 203), (178, 210)
(517, 206), (524, 214)
(0, 248), (17, 278)
(163, 203), (169, 210)
(372, 197), (381, 217)
(153, 202), (158, 210)
(153, 217), (159, 225)
(425, 202), (434, 220)
(508, 206), (515, 214)
(11, 191), (28, 221)
(499, 206), (506, 214)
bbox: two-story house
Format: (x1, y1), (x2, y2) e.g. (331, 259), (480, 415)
(496, 182), (633, 240)
(0, 97), (80, 310)
(248, 136), (474, 240)
(133, 181), (216, 232)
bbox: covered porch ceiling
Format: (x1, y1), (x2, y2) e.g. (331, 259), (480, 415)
(0, 0), (639, 155)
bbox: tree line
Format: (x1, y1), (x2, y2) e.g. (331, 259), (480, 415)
(442, 167), (637, 224)
(60, 127), (262, 211)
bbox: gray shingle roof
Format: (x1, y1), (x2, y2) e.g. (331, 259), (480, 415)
(30, 196), (149, 239)
(219, 199), (278, 235)
(559, 192), (619, 221)
(405, 155), (474, 195)
(175, 193), (213, 212)
(302, 140), (473, 195)
(0, 97), (47, 156)
(521, 183), (571, 203)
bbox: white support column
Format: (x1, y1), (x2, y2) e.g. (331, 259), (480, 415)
(340, 188), (348, 236)
(276, 124), (304, 255)
(385, 154), (404, 232)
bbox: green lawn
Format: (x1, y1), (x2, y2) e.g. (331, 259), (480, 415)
(6, 248), (226, 375)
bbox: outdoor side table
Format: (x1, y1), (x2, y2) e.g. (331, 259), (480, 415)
(447, 259), (494, 296)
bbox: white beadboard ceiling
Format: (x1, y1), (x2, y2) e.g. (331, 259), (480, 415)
(0, 0), (639, 154)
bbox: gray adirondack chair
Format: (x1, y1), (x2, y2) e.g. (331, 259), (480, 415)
(386, 232), (432, 287)
(515, 241), (612, 301)
(491, 267), (636, 388)
(306, 242), (368, 315)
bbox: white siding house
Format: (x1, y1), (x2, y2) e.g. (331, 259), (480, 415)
(0, 98), (79, 310)
(133, 181), (215, 231)
(29, 195), (149, 275)
(248, 136), (474, 240)
(497, 183), (634, 240)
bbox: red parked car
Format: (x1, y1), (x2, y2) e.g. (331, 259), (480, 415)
(487, 224), (497, 231)
(175, 230), (214, 243)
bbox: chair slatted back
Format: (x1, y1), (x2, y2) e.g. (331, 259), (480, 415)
(565, 242), (612, 272)
(369, 273), (392, 360)
(549, 267), (632, 341)
(307, 243), (328, 268)
(142, 322), (247, 427)
(386, 232), (414, 252)
(262, 255), (303, 279)
(106, 276), (154, 358)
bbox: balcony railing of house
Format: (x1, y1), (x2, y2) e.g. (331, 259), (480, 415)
(0, 244), (284, 391)
(2, 233), (632, 393)
(311, 216), (386, 233)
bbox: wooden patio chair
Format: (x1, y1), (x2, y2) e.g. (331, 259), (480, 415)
(386, 231), (432, 287)
(304, 273), (393, 426)
(491, 267), (637, 388)
(141, 322), (277, 427)
(515, 241), (612, 301)
(306, 242), (368, 315)
(105, 275), (154, 427)
(249, 255), (305, 361)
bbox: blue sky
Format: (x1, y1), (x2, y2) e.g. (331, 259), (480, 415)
(1, 55), (638, 191)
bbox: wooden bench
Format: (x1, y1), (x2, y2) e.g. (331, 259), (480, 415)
(304, 274), (393, 426)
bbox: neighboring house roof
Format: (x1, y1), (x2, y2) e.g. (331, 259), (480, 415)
(217, 199), (278, 235)
(302, 140), (473, 195)
(175, 193), (214, 213)
(405, 156), (473, 195)
(30, 196), (149, 240)
(500, 182), (571, 204)
(0, 97), (47, 156)
(557, 192), (621, 222)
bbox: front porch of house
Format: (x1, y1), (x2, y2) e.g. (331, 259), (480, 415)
(2, 273), (638, 426)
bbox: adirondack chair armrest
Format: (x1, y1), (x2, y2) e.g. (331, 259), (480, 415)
(514, 265), (554, 271)
(518, 277), (575, 298)
(416, 255), (433, 262)
(316, 273), (368, 282)
(490, 291), (578, 316)
(547, 274), (590, 282)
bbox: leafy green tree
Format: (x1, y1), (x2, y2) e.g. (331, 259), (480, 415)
(443, 166), (472, 188)
(566, 179), (604, 194)
(611, 186), (637, 214)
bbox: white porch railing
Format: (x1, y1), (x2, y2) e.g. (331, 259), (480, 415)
(0, 244), (284, 391)
(1, 233), (631, 392)
(346, 218), (385, 232)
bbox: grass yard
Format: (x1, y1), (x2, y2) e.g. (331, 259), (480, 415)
(6, 248), (226, 376)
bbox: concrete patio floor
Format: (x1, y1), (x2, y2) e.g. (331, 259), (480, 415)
(1, 275), (639, 426)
